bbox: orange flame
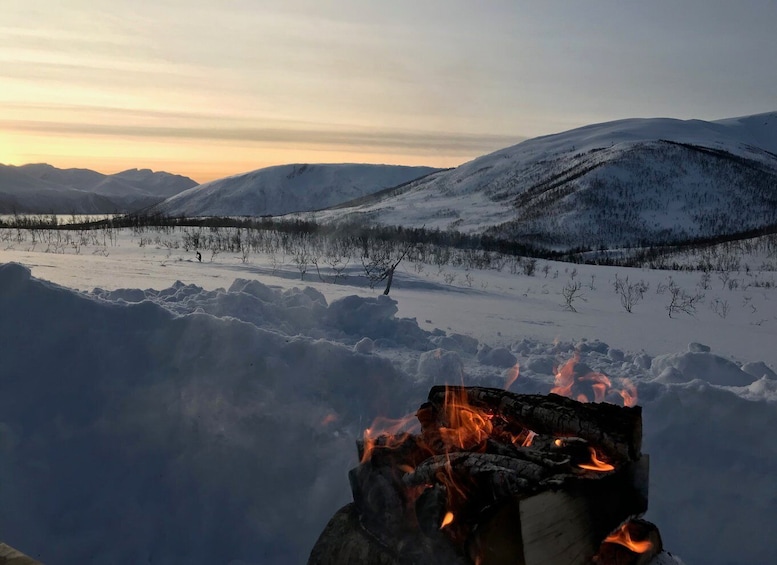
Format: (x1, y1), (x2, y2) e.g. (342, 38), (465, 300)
(504, 361), (520, 390)
(578, 447), (615, 472)
(580, 372), (612, 403)
(603, 522), (653, 553)
(619, 379), (638, 407)
(361, 414), (420, 463)
(551, 353), (579, 397)
(440, 511), (455, 529)
(552, 353), (638, 407)
(321, 413), (339, 426)
(521, 430), (536, 447)
(439, 387), (493, 452)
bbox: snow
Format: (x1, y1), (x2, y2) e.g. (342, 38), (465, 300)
(309, 112), (777, 248)
(0, 164), (196, 213)
(152, 163), (441, 217)
(1, 227), (776, 564)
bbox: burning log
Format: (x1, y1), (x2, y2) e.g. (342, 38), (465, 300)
(309, 386), (658, 565)
(426, 386), (642, 461)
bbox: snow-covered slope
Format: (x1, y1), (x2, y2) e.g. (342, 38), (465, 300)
(0, 164), (197, 213)
(151, 163), (441, 217)
(316, 112), (777, 249)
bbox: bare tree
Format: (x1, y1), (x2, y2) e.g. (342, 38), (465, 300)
(663, 280), (704, 318)
(291, 234), (314, 280)
(361, 239), (415, 295)
(561, 280), (584, 312)
(613, 274), (649, 313)
(521, 257), (537, 276)
(709, 298), (730, 319)
(324, 238), (351, 283)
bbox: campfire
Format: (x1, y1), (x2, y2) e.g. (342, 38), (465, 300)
(309, 361), (662, 565)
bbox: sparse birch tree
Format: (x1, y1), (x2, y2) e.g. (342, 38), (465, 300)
(613, 274), (649, 313)
(561, 280), (584, 312)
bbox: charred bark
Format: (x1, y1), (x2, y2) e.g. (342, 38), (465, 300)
(427, 387), (642, 461)
(309, 388), (653, 565)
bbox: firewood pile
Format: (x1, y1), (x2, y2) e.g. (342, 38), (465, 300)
(309, 386), (663, 565)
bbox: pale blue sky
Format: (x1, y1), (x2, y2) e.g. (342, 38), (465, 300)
(2, 0), (775, 180)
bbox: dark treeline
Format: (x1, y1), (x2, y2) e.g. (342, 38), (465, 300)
(59, 213), (569, 261)
(3, 212), (776, 272)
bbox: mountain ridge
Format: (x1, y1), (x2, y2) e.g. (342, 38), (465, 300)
(150, 163), (442, 217)
(310, 112), (777, 250)
(0, 164), (197, 214)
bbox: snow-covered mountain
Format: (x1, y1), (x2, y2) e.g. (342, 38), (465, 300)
(316, 112), (777, 250)
(0, 164), (197, 214)
(151, 163), (441, 217)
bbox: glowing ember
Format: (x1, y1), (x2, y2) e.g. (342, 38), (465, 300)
(521, 430), (536, 447)
(603, 522), (653, 553)
(440, 511), (455, 529)
(578, 447), (615, 472)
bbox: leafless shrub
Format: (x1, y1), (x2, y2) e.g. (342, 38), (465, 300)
(520, 257), (537, 276)
(664, 281), (704, 318)
(709, 298), (730, 319)
(613, 274), (649, 313)
(561, 280), (584, 312)
(698, 271), (711, 290)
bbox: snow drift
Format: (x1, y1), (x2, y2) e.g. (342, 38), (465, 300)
(0, 262), (775, 564)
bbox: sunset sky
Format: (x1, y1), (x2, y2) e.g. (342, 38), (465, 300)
(2, 0), (776, 183)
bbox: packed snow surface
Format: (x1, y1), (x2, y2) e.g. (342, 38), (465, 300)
(1, 230), (776, 564)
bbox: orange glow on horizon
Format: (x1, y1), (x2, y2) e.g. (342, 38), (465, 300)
(1, 130), (464, 184)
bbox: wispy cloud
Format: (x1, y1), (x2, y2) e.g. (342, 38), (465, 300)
(3, 0), (776, 178)
(2, 117), (523, 155)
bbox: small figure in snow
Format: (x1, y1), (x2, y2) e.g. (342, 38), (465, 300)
(196, 251), (202, 262)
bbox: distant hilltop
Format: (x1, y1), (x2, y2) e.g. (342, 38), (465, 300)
(304, 112), (777, 251)
(4, 111), (777, 252)
(149, 163), (442, 217)
(0, 164), (197, 214)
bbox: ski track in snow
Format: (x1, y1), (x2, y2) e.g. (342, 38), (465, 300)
(1, 242), (776, 563)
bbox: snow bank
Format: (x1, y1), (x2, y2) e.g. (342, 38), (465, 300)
(1, 263), (775, 564)
(1, 264), (420, 564)
(650, 344), (757, 386)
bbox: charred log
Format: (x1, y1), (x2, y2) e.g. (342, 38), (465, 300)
(427, 387), (642, 460)
(309, 388), (654, 565)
